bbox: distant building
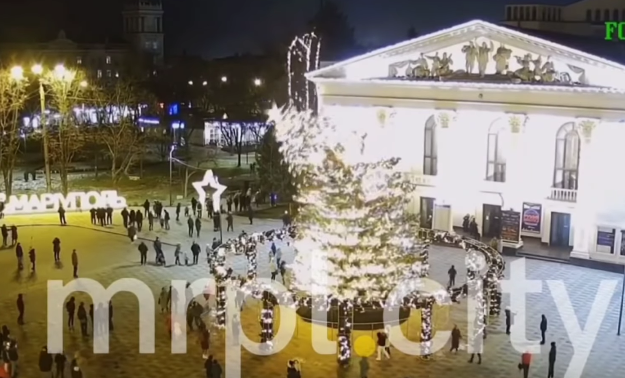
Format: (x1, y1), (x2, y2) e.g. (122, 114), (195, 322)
(0, 1), (164, 79)
(502, 0), (621, 37)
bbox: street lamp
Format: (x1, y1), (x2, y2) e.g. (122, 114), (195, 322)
(188, 80), (193, 85)
(10, 66), (24, 80)
(169, 144), (176, 206)
(221, 76), (227, 83)
(253, 78), (262, 86)
(202, 81), (207, 86)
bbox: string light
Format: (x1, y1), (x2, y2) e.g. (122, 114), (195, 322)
(287, 33), (321, 111)
(337, 300), (352, 365)
(246, 242), (258, 281)
(420, 297), (434, 359)
(214, 247), (229, 328)
(260, 291), (275, 350)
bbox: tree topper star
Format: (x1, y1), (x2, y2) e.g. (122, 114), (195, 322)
(192, 170), (226, 211)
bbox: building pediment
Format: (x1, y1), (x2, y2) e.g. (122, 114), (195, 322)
(308, 20), (625, 90)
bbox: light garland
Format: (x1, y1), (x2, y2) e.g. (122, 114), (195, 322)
(260, 291), (275, 350)
(214, 247), (228, 328)
(420, 297), (434, 359)
(287, 33), (321, 112)
(337, 301), (353, 365)
(246, 243), (257, 281)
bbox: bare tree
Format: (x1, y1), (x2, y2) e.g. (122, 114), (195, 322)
(46, 70), (89, 195)
(219, 124), (246, 167)
(92, 80), (146, 186)
(0, 69), (27, 196)
(179, 148), (218, 197)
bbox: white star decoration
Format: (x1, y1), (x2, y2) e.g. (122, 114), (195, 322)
(192, 170), (227, 212)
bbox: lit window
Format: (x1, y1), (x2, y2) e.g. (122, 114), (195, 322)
(106, 70), (112, 77)
(97, 70), (102, 78)
(106, 56), (111, 64)
(152, 42), (158, 49)
(77, 57), (82, 65)
(553, 123), (580, 190)
(423, 116), (437, 176)
(145, 41), (151, 49)
(486, 122), (508, 182)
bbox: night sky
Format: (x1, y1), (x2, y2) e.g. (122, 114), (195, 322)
(0, 0), (579, 58)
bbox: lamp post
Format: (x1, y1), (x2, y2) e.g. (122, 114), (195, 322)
(169, 145), (176, 206)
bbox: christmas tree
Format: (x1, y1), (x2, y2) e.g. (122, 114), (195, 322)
(255, 126), (295, 201)
(273, 108), (421, 302)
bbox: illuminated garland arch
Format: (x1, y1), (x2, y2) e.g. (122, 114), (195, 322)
(215, 225), (505, 359)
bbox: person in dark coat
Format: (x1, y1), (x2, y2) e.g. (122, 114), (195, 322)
(226, 212), (233, 232)
(106, 206), (113, 225)
(77, 302), (88, 336)
(447, 265), (457, 287)
(191, 197), (198, 216)
(16, 294), (24, 325)
(66, 297), (76, 331)
(89, 208), (96, 225)
(1, 224), (7, 246)
(28, 248), (36, 271)
(191, 242), (201, 265)
(247, 208), (254, 225)
(138, 242), (148, 265)
(129, 209), (136, 225)
(548, 342), (556, 378)
(136, 210), (143, 231)
(211, 360), (222, 378)
(121, 208), (129, 228)
(505, 307), (513, 335)
(187, 217), (194, 237)
(204, 355), (213, 378)
(148, 211), (154, 231)
(450, 324), (461, 352)
(143, 199), (150, 214)
(540, 314), (548, 344)
(200, 327), (210, 357)
(195, 217), (202, 237)
(72, 249), (79, 278)
(39, 346), (53, 375)
(54, 353), (66, 378)
(15, 243), (23, 270)
(70, 357), (82, 378)
(58, 205), (66, 225)
(176, 203), (181, 221)
(53, 237), (61, 262)
(10, 225), (17, 245)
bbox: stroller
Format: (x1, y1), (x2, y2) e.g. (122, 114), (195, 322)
(156, 251), (166, 266)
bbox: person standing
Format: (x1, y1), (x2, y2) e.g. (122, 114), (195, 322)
(519, 350), (532, 378)
(58, 206), (66, 225)
(70, 356), (82, 378)
(191, 242), (201, 265)
(54, 353), (66, 378)
(138, 242), (148, 265)
(71, 250), (79, 278)
(176, 203), (181, 221)
(164, 210), (170, 230)
(505, 307), (513, 335)
(226, 212), (233, 232)
(10, 226), (17, 246)
(204, 355), (213, 378)
(66, 297), (76, 331)
(53, 237), (61, 262)
(540, 314), (548, 345)
(121, 208), (129, 228)
(38, 346), (53, 378)
(450, 324), (461, 353)
(269, 258), (278, 281)
(247, 207), (254, 225)
(108, 300), (114, 331)
(148, 211), (154, 231)
(375, 331), (390, 360)
(195, 217), (202, 237)
(1, 224), (7, 246)
(211, 360), (222, 378)
(191, 197), (198, 216)
(15, 243), (23, 270)
(174, 244), (182, 265)
(447, 265), (457, 287)
(187, 217), (194, 237)
(143, 199), (150, 214)
(136, 210), (143, 232)
(28, 248), (36, 272)
(548, 342), (556, 378)
(16, 294), (24, 325)
(77, 302), (88, 337)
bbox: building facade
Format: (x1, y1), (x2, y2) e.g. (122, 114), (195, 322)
(0, 1), (164, 78)
(502, 0), (622, 37)
(307, 20), (625, 265)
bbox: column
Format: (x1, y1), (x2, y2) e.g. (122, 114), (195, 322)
(434, 110), (457, 202)
(571, 119), (599, 259)
(505, 114), (528, 207)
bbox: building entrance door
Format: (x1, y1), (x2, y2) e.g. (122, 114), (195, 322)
(550, 212), (571, 247)
(420, 197), (434, 229)
(482, 204), (502, 239)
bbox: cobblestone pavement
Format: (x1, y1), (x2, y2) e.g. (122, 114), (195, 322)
(0, 209), (623, 378)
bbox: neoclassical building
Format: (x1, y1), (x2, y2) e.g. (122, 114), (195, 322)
(307, 20), (625, 266)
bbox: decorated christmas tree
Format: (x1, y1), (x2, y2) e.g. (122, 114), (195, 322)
(272, 108), (425, 364)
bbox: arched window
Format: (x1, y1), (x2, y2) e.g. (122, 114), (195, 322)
(595, 9), (601, 21)
(423, 116), (437, 176)
(486, 122), (507, 182)
(586, 9), (592, 21)
(553, 123), (580, 190)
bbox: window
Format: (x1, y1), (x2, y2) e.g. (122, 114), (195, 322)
(507, 7), (512, 21)
(586, 10), (592, 21)
(532, 7), (537, 20)
(595, 9), (601, 21)
(553, 123), (580, 190)
(156, 17), (162, 32)
(604, 9), (610, 20)
(542, 8), (547, 20)
(106, 70), (112, 77)
(152, 41), (158, 49)
(423, 116), (437, 176)
(76, 57), (82, 65)
(614, 9), (619, 21)
(486, 123), (507, 182)
(513, 7), (518, 20)
(145, 41), (151, 49)
(97, 70), (102, 78)
(106, 56), (111, 64)
(558, 9), (561, 20)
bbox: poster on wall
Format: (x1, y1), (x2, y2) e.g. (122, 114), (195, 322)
(521, 202), (542, 234)
(596, 228), (615, 254)
(501, 210), (521, 242)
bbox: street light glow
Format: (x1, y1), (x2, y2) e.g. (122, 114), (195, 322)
(221, 76), (227, 82)
(188, 80), (193, 85)
(202, 81), (207, 86)
(254, 78), (262, 86)
(10, 66), (24, 80)
(54, 64), (66, 76)
(79, 80), (88, 88)
(31, 64), (43, 75)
